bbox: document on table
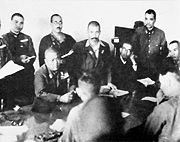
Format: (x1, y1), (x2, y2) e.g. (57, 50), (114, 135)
(0, 125), (28, 142)
(141, 96), (157, 102)
(50, 119), (66, 132)
(111, 89), (129, 97)
(0, 60), (24, 79)
(137, 77), (155, 87)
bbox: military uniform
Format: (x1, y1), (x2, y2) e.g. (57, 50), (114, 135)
(38, 33), (76, 67)
(132, 26), (168, 81)
(0, 36), (11, 68)
(72, 39), (111, 85)
(34, 64), (74, 102)
(1, 31), (36, 109)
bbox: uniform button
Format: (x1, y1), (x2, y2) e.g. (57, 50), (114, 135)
(148, 45), (150, 48)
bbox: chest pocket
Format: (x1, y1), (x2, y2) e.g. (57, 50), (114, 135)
(20, 39), (29, 49)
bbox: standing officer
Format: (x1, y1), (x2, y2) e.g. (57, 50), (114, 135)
(2, 13), (36, 109)
(132, 9), (168, 81)
(38, 14), (76, 68)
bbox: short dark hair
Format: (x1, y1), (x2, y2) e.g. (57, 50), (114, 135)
(159, 57), (179, 75)
(79, 71), (101, 94)
(133, 21), (144, 29)
(31, 97), (55, 114)
(50, 14), (61, 23)
(11, 13), (24, 20)
(145, 9), (156, 19)
(88, 21), (100, 30)
(169, 40), (180, 47)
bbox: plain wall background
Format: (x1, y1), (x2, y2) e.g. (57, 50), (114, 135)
(0, 0), (179, 70)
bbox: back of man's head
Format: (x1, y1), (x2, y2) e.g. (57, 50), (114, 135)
(78, 71), (101, 94)
(159, 57), (180, 97)
(133, 20), (144, 29)
(160, 57), (179, 76)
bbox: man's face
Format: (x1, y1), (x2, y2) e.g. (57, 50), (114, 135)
(88, 24), (100, 45)
(168, 43), (179, 61)
(11, 15), (24, 34)
(120, 43), (132, 59)
(45, 52), (62, 71)
(51, 16), (63, 33)
(144, 13), (156, 30)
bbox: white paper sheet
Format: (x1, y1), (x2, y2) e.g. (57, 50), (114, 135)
(137, 77), (155, 87)
(121, 112), (130, 118)
(50, 119), (66, 132)
(111, 89), (129, 97)
(141, 96), (157, 102)
(0, 60), (24, 79)
(0, 125), (28, 142)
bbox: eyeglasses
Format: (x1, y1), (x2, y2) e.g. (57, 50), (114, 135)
(52, 21), (62, 25)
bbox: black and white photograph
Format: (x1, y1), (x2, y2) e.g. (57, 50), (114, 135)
(0, 0), (180, 141)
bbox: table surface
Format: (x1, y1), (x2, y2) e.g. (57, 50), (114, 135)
(0, 86), (156, 141)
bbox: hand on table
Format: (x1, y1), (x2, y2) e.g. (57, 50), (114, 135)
(57, 91), (73, 103)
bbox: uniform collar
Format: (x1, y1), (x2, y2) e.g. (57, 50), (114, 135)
(145, 26), (155, 35)
(10, 30), (20, 37)
(85, 39), (105, 48)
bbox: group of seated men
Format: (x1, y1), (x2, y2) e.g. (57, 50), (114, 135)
(0, 8), (180, 141)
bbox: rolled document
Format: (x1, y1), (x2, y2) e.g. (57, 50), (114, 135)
(61, 50), (74, 59)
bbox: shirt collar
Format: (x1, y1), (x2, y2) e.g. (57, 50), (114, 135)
(120, 55), (127, 64)
(85, 39), (105, 48)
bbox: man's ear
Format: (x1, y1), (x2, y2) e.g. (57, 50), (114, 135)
(119, 48), (122, 53)
(44, 58), (47, 65)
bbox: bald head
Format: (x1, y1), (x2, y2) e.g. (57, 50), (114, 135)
(44, 47), (59, 59)
(44, 47), (62, 71)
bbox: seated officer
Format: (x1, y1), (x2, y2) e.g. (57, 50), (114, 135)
(156, 41), (180, 104)
(168, 40), (180, 69)
(145, 57), (180, 142)
(71, 21), (111, 85)
(59, 71), (124, 142)
(110, 42), (142, 92)
(34, 46), (74, 103)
